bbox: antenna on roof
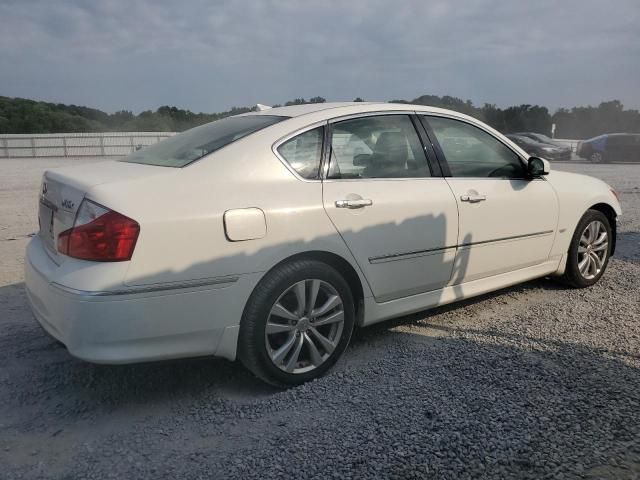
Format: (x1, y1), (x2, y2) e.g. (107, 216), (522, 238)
(256, 104), (272, 111)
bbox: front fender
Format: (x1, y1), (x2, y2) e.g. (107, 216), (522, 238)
(545, 171), (621, 259)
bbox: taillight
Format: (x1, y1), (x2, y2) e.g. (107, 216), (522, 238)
(58, 199), (140, 261)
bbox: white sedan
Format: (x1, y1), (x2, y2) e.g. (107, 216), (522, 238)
(25, 102), (621, 386)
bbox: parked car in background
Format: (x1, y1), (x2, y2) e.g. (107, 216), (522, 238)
(577, 133), (640, 162)
(26, 102), (621, 387)
(505, 134), (571, 161)
(515, 132), (566, 149)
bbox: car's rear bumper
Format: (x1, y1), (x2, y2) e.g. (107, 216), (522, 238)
(25, 236), (260, 363)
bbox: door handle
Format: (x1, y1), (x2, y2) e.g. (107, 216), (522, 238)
(335, 199), (373, 209)
(460, 194), (486, 203)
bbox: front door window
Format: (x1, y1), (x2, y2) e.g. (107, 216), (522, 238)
(425, 116), (526, 178)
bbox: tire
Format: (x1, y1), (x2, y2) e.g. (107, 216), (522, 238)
(589, 151), (604, 163)
(559, 209), (612, 288)
(238, 259), (355, 388)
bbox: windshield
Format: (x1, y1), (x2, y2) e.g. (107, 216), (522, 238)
(120, 115), (288, 167)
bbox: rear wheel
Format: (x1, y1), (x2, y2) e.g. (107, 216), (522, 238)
(560, 210), (612, 288)
(238, 259), (355, 387)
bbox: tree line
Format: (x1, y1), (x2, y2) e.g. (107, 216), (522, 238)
(1, 94), (639, 139)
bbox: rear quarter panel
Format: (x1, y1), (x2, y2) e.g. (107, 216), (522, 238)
(86, 121), (372, 298)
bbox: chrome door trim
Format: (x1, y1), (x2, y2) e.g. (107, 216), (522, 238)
(369, 246), (457, 264)
(51, 275), (239, 297)
(459, 230), (554, 248)
(368, 230), (554, 264)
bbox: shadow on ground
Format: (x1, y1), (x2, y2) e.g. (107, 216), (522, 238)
(1, 273), (639, 479)
(0, 275), (575, 417)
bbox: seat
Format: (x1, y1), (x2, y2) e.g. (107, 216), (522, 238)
(362, 131), (409, 178)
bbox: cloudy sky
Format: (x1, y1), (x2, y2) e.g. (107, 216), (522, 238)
(1, 0), (639, 113)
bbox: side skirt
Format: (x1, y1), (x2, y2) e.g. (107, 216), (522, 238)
(361, 258), (562, 327)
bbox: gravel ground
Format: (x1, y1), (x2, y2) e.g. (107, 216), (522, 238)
(1, 158), (639, 479)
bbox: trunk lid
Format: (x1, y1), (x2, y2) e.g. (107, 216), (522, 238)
(38, 160), (174, 262)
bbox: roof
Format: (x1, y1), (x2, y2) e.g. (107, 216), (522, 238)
(239, 101), (524, 157)
(250, 102), (379, 117)
(248, 101), (476, 121)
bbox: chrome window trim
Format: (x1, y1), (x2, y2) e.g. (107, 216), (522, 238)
(326, 109), (416, 124)
(418, 111), (529, 161)
(444, 177), (547, 181)
(271, 109), (542, 182)
(322, 177), (448, 184)
(418, 111), (535, 180)
(271, 120), (327, 183)
(324, 111), (434, 181)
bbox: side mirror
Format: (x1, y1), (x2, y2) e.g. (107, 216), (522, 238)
(527, 157), (550, 176)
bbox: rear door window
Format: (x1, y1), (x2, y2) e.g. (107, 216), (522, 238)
(327, 115), (431, 179)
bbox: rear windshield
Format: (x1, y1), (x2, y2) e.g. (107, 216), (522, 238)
(120, 115), (288, 167)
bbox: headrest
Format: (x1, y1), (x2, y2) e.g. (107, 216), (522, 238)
(373, 132), (408, 165)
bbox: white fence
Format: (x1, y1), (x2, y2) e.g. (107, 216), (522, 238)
(0, 132), (176, 158)
(0, 132), (582, 159)
(554, 138), (580, 153)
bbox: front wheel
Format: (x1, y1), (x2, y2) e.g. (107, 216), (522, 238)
(589, 151), (604, 163)
(238, 259), (355, 387)
(560, 210), (612, 288)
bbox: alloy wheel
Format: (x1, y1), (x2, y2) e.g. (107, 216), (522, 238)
(590, 152), (603, 163)
(265, 279), (345, 374)
(577, 220), (608, 280)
